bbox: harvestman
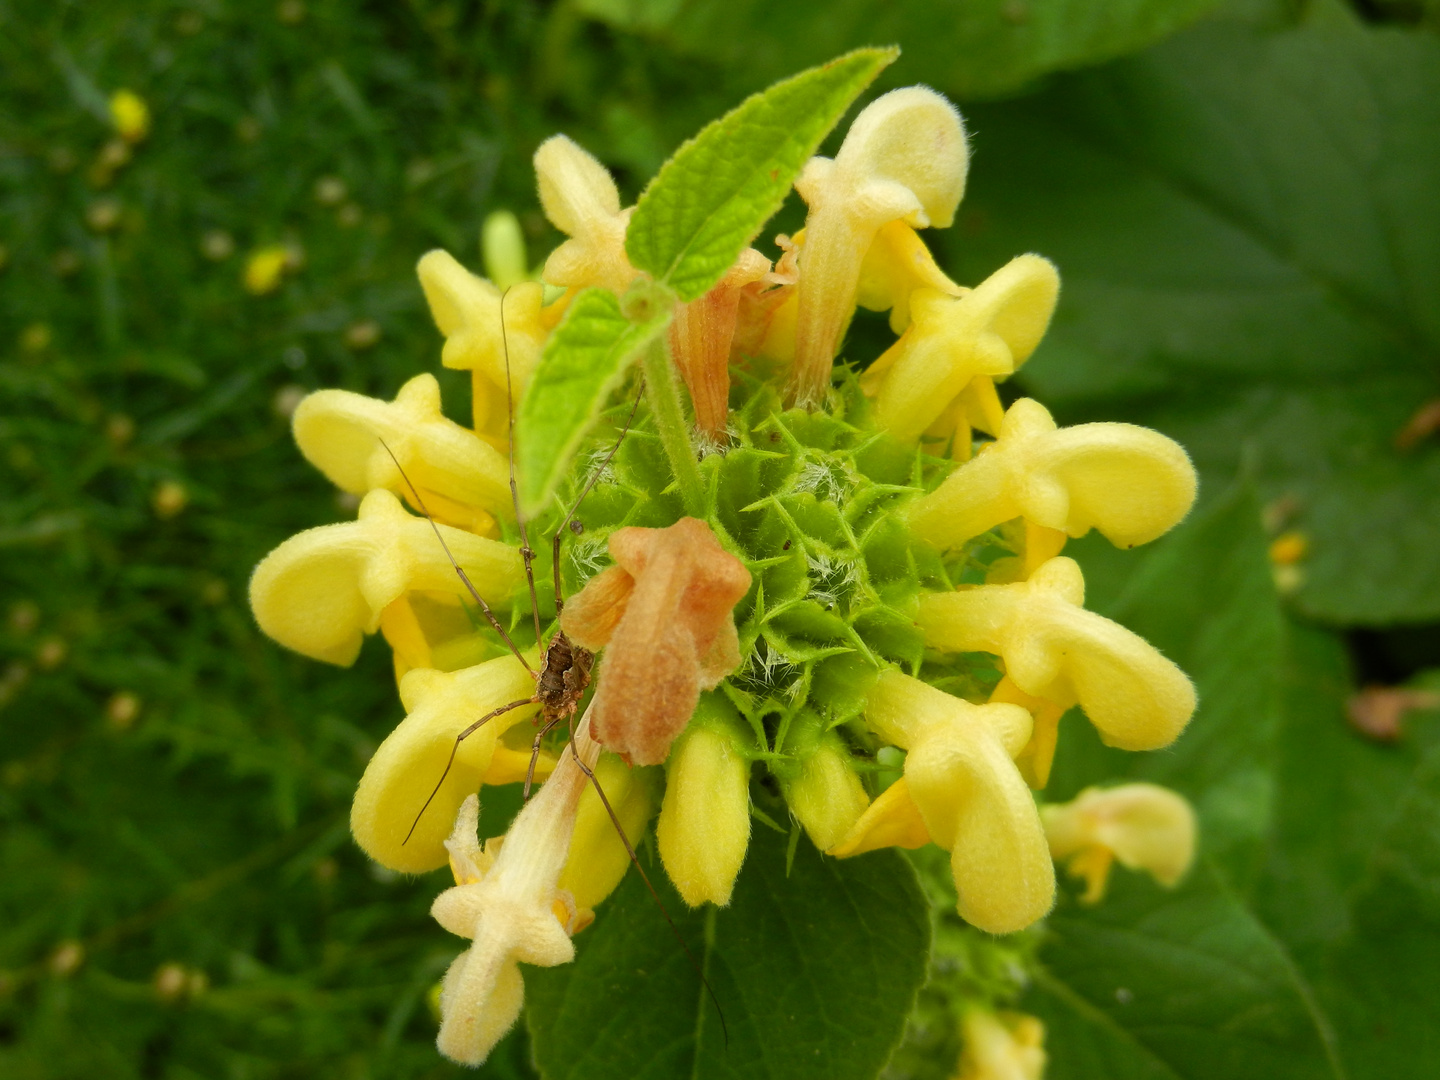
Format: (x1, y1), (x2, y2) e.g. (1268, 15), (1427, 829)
(383, 294), (727, 1036)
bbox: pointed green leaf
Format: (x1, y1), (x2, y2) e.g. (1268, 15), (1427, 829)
(515, 287), (670, 516)
(626, 47), (896, 302)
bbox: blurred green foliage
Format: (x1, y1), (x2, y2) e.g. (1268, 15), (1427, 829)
(3, 1), (1439, 1078)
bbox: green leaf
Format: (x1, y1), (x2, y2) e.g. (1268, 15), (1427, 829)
(525, 825), (930, 1080)
(942, 14), (1440, 624)
(515, 288), (670, 516)
(1028, 868), (1344, 1080)
(578, 0), (1224, 101)
(1055, 484), (1285, 880)
(625, 47), (895, 302)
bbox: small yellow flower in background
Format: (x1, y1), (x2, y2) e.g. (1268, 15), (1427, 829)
(152, 479), (188, 519)
(1269, 530), (1308, 594)
(956, 1009), (1047, 1080)
(1042, 783), (1197, 903)
(109, 89), (150, 144)
(243, 245), (291, 295)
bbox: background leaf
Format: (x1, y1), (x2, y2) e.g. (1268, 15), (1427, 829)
(526, 826), (930, 1080)
(515, 288), (669, 516)
(577, 0), (1227, 101)
(626, 47), (894, 301)
(943, 12), (1440, 624)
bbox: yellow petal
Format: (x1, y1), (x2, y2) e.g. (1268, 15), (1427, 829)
(1042, 783), (1198, 893)
(248, 489), (522, 665)
(534, 135), (637, 294)
(789, 86), (968, 407)
(868, 256), (1059, 441)
(828, 777), (931, 857)
(351, 657), (538, 873)
(867, 672), (1053, 934)
(781, 727), (871, 852)
(855, 220), (965, 334)
(292, 373), (511, 526)
(558, 756), (661, 912)
(656, 700), (752, 907)
(918, 558), (1196, 752)
(957, 1009), (1047, 1080)
(909, 397), (1197, 551)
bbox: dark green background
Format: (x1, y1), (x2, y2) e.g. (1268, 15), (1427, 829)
(2, 1), (1437, 1077)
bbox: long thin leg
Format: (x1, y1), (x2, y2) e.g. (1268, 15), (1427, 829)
(523, 712), (568, 800)
(500, 288), (545, 649)
(377, 439), (534, 677)
(550, 379), (646, 615)
(566, 726), (729, 1046)
(403, 697), (534, 845)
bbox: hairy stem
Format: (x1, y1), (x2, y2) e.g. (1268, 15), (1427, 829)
(642, 337), (706, 517)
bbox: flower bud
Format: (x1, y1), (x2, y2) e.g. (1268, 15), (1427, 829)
(558, 755), (662, 915)
(656, 696), (752, 907)
(777, 711), (870, 851)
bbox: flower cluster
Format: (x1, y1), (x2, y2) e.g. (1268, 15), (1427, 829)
(249, 78), (1202, 1067)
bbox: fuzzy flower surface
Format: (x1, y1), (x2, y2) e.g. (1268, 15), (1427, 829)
(247, 53), (1202, 1065)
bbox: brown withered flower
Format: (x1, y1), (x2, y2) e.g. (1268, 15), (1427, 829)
(560, 518), (752, 766)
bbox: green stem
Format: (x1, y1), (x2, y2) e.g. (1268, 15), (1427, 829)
(642, 337), (705, 517)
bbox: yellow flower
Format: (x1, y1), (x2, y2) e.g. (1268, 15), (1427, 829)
(243, 245), (290, 295)
(909, 398), (1197, 553)
(863, 257), (1060, 445)
(956, 1009), (1047, 1080)
(790, 87), (969, 407)
(535, 135), (637, 295)
(778, 711), (871, 851)
(291, 373), (510, 532)
(431, 716), (601, 1066)
(855, 220), (965, 333)
(836, 670), (1054, 934)
(109, 89), (150, 144)
(918, 557), (1196, 758)
(350, 656), (540, 873)
(557, 754), (661, 921)
(655, 697), (753, 907)
(415, 250), (566, 441)
(248, 488), (521, 665)
(1042, 783), (1197, 903)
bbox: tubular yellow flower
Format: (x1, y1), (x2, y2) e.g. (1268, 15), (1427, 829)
(918, 557), (1196, 753)
(248, 488), (521, 665)
(1042, 783), (1197, 903)
(109, 89), (150, 143)
(851, 670), (1054, 935)
(557, 754), (661, 919)
(431, 716), (601, 1067)
(778, 712), (871, 851)
(656, 697), (752, 907)
(415, 250), (565, 440)
(909, 397), (1198, 552)
(535, 135), (637, 295)
(855, 220), (965, 333)
(863, 257), (1060, 444)
(956, 1009), (1047, 1080)
(790, 87), (969, 407)
(292, 373), (511, 532)
(351, 657), (539, 873)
